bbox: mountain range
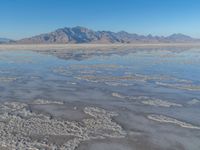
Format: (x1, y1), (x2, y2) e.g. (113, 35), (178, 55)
(0, 38), (13, 44)
(1, 26), (200, 44)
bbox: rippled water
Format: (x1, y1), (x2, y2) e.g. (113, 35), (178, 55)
(0, 48), (200, 150)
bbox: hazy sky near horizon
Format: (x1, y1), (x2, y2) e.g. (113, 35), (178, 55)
(0, 0), (200, 39)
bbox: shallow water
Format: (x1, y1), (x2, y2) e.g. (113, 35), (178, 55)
(0, 48), (200, 150)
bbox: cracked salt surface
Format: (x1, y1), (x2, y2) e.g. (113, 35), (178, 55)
(0, 101), (126, 150)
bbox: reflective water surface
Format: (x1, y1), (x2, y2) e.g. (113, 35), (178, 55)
(0, 48), (200, 150)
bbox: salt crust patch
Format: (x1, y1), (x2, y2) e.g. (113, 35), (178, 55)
(0, 101), (126, 150)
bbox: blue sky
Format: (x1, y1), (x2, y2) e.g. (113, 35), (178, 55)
(0, 0), (200, 39)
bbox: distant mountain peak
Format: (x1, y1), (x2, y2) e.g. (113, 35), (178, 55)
(166, 33), (194, 42)
(168, 33), (192, 38)
(16, 26), (199, 44)
(73, 26), (90, 30)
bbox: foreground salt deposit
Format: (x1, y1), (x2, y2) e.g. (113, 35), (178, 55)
(156, 82), (200, 91)
(187, 99), (200, 105)
(112, 92), (182, 107)
(0, 101), (126, 150)
(0, 77), (17, 83)
(141, 99), (182, 107)
(148, 114), (200, 130)
(32, 99), (64, 105)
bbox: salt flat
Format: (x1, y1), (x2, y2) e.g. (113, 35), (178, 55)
(0, 46), (200, 150)
(1, 43), (200, 51)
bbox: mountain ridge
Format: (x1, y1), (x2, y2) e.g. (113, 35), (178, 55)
(8, 26), (200, 44)
(0, 38), (13, 44)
